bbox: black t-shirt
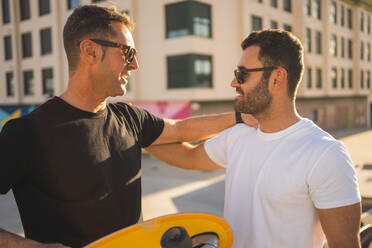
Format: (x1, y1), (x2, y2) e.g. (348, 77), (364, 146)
(0, 97), (164, 247)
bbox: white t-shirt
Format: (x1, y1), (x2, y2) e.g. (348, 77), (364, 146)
(204, 118), (361, 248)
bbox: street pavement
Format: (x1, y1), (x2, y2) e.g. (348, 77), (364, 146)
(1, 127), (371, 237)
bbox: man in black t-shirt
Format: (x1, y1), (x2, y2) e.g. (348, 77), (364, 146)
(0, 5), (257, 248)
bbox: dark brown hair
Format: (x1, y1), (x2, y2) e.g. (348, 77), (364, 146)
(63, 5), (134, 72)
(241, 29), (304, 101)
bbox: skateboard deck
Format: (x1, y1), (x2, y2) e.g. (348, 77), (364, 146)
(84, 212), (233, 248)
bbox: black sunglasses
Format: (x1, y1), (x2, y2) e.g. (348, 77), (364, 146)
(234, 66), (277, 84)
(77, 39), (137, 63)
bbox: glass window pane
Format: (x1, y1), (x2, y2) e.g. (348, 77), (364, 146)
(42, 68), (54, 95)
(316, 69), (322, 88)
(316, 31), (322, 54)
(23, 70), (34, 96)
(4, 35), (12, 60)
(2, 0), (10, 23)
(307, 67), (312, 88)
(360, 70), (364, 89)
(68, 0), (81, 9)
(39, 0), (50, 16)
(270, 20), (278, 29)
(167, 54), (212, 89)
(341, 68), (345, 88)
(270, 0), (278, 8)
(347, 8), (352, 29)
(20, 0), (30, 20)
(330, 1), (337, 24)
(22, 32), (32, 58)
(40, 28), (52, 55)
(252, 15), (262, 31)
(283, 0), (291, 12)
(6, 72), (14, 96)
(331, 67), (337, 88)
(348, 69), (353, 88)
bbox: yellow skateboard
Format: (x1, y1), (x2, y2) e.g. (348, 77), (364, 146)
(84, 212), (233, 248)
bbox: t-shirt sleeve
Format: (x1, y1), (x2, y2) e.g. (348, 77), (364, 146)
(126, 104), (165, 148)
(204, 128), (232, 168)
(0, 119), (32, 194)
(308, 141), (361, 209)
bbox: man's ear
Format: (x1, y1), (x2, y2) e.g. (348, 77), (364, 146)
(272, 67), (288, 90)
(79, 40), (99, 64)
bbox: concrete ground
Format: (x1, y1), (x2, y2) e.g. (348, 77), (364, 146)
(1, 127), (371, 237)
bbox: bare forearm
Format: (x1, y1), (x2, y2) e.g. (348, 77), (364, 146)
(0, 228), (38, 247)
(173, 112), (235, 142)
(0, 228), (68, 248)
(145, 143), (222, 171)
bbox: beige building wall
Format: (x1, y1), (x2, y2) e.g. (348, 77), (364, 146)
(0, 0), (372, 129)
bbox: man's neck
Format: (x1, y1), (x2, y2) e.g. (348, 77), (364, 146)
(256, 101), (301, 133)
(60, 77), (107, 113)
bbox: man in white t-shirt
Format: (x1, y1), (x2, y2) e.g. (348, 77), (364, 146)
(147, 30), (361, 248)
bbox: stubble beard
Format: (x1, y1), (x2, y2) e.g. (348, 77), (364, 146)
(234, 75), (272, 116)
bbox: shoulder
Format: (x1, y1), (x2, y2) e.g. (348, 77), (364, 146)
(108, 102), (147, 118)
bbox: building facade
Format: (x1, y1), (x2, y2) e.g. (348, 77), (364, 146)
(0, 0), (371, 130)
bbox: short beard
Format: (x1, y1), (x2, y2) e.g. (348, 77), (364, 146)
(234, 72), (272, 116)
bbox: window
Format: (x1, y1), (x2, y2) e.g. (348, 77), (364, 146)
(23, 70), (34, 96)
(368, 15), (371, 34)
(270, 0), (278, 8)
(341, 68), (345, 88)
(307, 67), (312, 88)
(331, 67), (337, 88)
(367, 71), (371, 89)
(367, 43), (371, 62)
(312, 0), (321, 19)
(40, 28), (52, 55)
(361, 12), (364, 32)
(347, 8), (352, 29)
(42, 68), (54, 95)
(341, 37), (345, 58)
(20, 0), (31, 20)
(305, 0), (311, 16)
(252, 0), (262, 3)
(22, 32), (32, 58)
(330, 1), (337, 24)
(283, 0), (291, 12)
(283, 24), (292, 32)
(68, 0), (81, 9)
(316, 68), (322, 88)
(361, 70), (364, 89)
(6, 72), (14, 96)
(348, 39), (353, 59)
(309, 109), (318, 122)
(361, 42), (364, 60)
(315, 31), (322, 54)
(306, 28), (312, 53)
(166, 1), (211, 38)
(251, 15), (262, 31)
(39, 0), (50, 16)
(167, 54), (212, 89)
(330, 35), (337, 56)
(340, 5), (344, 26)
(270, 20), (278, 29)
(348, 69), (353, 88)
(4, 35), (12, 60)
(2, 0), (10, 23)
(91, 0), (104, 2)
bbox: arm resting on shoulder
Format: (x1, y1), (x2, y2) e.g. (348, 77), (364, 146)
(145, 142), (223, 171)
(152, 112), (257, 145)
(317, 202), (361, 248)
(0, 228), (69, 248)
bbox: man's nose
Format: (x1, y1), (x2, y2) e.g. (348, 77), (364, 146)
(231, 77), (240, 88)
(127, 56), (139, 70)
